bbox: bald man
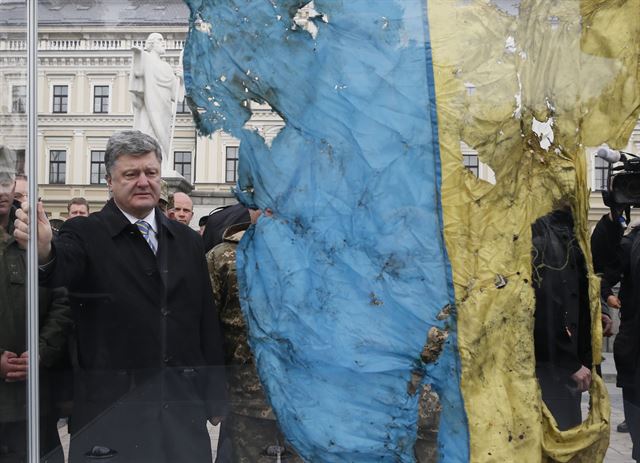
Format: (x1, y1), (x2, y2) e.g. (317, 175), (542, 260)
(171, 191), (194, 226)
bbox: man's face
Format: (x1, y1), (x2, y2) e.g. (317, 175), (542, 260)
(172, 192), (194, 226)
(68, 204), (89, 218)
(107, 151), (161, 219)
(0, 177), (15, 220)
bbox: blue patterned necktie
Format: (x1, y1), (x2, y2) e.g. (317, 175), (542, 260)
(135, 220), (157, 254)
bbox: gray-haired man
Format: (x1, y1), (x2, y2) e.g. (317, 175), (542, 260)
(14, 130), (225, 462)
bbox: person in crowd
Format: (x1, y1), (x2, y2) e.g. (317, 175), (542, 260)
(14, 130), (226, 463)
(203, 203), (250, 253)
(591, 207), (628, 431)
(208, 208), (301, 462)
(532, 206), (592, 431)
(592, 207), (626, 311)
(612, 220), (640, 459)
(170, 191), (194, 226)
(0, 150), (72, 463)
(67, 197), (90, 218)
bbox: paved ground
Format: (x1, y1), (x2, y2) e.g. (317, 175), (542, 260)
(55, 353), (634, 462)
(601, 352), (634, 463)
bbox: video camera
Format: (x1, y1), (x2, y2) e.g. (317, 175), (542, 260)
(596, 147), (640, 208)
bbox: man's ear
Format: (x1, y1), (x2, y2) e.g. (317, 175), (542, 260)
(106, 175), (112, 189)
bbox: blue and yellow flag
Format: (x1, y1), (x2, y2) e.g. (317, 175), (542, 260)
(183, 1), (640, 461)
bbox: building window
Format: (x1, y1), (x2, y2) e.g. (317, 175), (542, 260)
(12, 85), (26, 113)
(594, 155), (609, 191)
(225, 146), (239, 183)
(15, 149), (25, 175)
(90, 150), (107, 184)
(49, 150), (66, 184)
(93, 85), (109, 113)
(176, 98), (190, 114)
(174, 151), (192, 183)
(52, 85), (68, 113)
(463, 153), (479, 177)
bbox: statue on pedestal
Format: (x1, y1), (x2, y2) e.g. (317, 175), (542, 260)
(130, 33), (184, 175)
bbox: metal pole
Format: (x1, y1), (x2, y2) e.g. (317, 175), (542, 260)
(26, 0), (40, 461)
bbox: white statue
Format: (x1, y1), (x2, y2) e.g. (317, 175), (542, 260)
(130, 33), (184, 174)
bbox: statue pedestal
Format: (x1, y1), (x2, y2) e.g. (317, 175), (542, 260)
(162, 169), (193, 194)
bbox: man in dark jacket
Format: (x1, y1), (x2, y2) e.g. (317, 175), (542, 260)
(0, 169), (72, 462)
(591, 209), (626, 312)
(14, 131), (226, 462)
(532, 207), (592, 431)
(613, 225), (640, 460)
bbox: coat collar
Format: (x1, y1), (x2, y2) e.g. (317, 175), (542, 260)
(102, 198), (175, 239)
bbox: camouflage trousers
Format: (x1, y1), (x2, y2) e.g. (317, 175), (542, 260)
(217, 413), (303, 463)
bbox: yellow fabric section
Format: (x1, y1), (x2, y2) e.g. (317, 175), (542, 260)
(428, 0), (640, 461)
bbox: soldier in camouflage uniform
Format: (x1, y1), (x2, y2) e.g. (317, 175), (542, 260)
(207, 211), (302, 463)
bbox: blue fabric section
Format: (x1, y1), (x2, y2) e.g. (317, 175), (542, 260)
(183, 1), (469, 461)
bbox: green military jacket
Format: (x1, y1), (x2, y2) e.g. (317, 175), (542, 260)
(207, 222), (275, 420)
(0, 206), (72, 422)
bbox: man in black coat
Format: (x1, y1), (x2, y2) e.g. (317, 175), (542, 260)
(591, 209), (626, 313)
(532, 207), (592, 431)
(613, 225), (640, 460)
(15, 130), (226, 462)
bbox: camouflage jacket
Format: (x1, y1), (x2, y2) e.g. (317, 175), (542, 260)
(207, 222), (274, 420)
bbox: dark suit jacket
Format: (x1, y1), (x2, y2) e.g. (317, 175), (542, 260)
(42, 199), (225, 462)
(614, 227), (640, 393)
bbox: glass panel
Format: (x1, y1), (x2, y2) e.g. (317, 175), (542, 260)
(49, 150), (66, 184)
(225, 147), (238, 183)
(30, 2), (233, 461)
(176, 98), (189, 114)
(90, 150), (107, 185)
(463, 153), (479, 177)
(93, 85), (109, 113)
(4, 0), (634, 461)
(12, 85), (26, 114)
(52, 85), (68, 114)
(173, 151), (191, 183)
(0, 2), (53, 461)
(593, 156), (609, 192)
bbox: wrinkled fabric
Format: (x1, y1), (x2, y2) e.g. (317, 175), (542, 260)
(183, 1), (468, 461)
(183, 0), (640, 462)
(428, 0), (639, 461)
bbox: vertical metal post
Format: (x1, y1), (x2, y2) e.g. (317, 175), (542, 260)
(26, 0), (40, 461)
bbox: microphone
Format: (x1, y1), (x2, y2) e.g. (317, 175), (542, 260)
(596, 147), (625, 163)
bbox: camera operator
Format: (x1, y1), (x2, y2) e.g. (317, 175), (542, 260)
(594, 147), (640, 459)
(611, 221), (640, 460)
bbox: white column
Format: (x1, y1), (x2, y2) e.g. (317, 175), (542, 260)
(75, 71), (86, 113)
(37, 130), (45, 183)
(72, 129), (84, 184)
(117, 70), (127, 114)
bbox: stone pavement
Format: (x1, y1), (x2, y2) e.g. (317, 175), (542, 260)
(55, 353), (634, 462)
(600, 352), (634, 463)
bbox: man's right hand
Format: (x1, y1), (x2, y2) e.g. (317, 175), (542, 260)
(0, 351), (27, 382)
(13, 201), (53, 264)
(607, 295), (621, 309)
(570, 366), (592, 392)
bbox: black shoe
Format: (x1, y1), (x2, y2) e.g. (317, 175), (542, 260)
(617, 421), (629, 433)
